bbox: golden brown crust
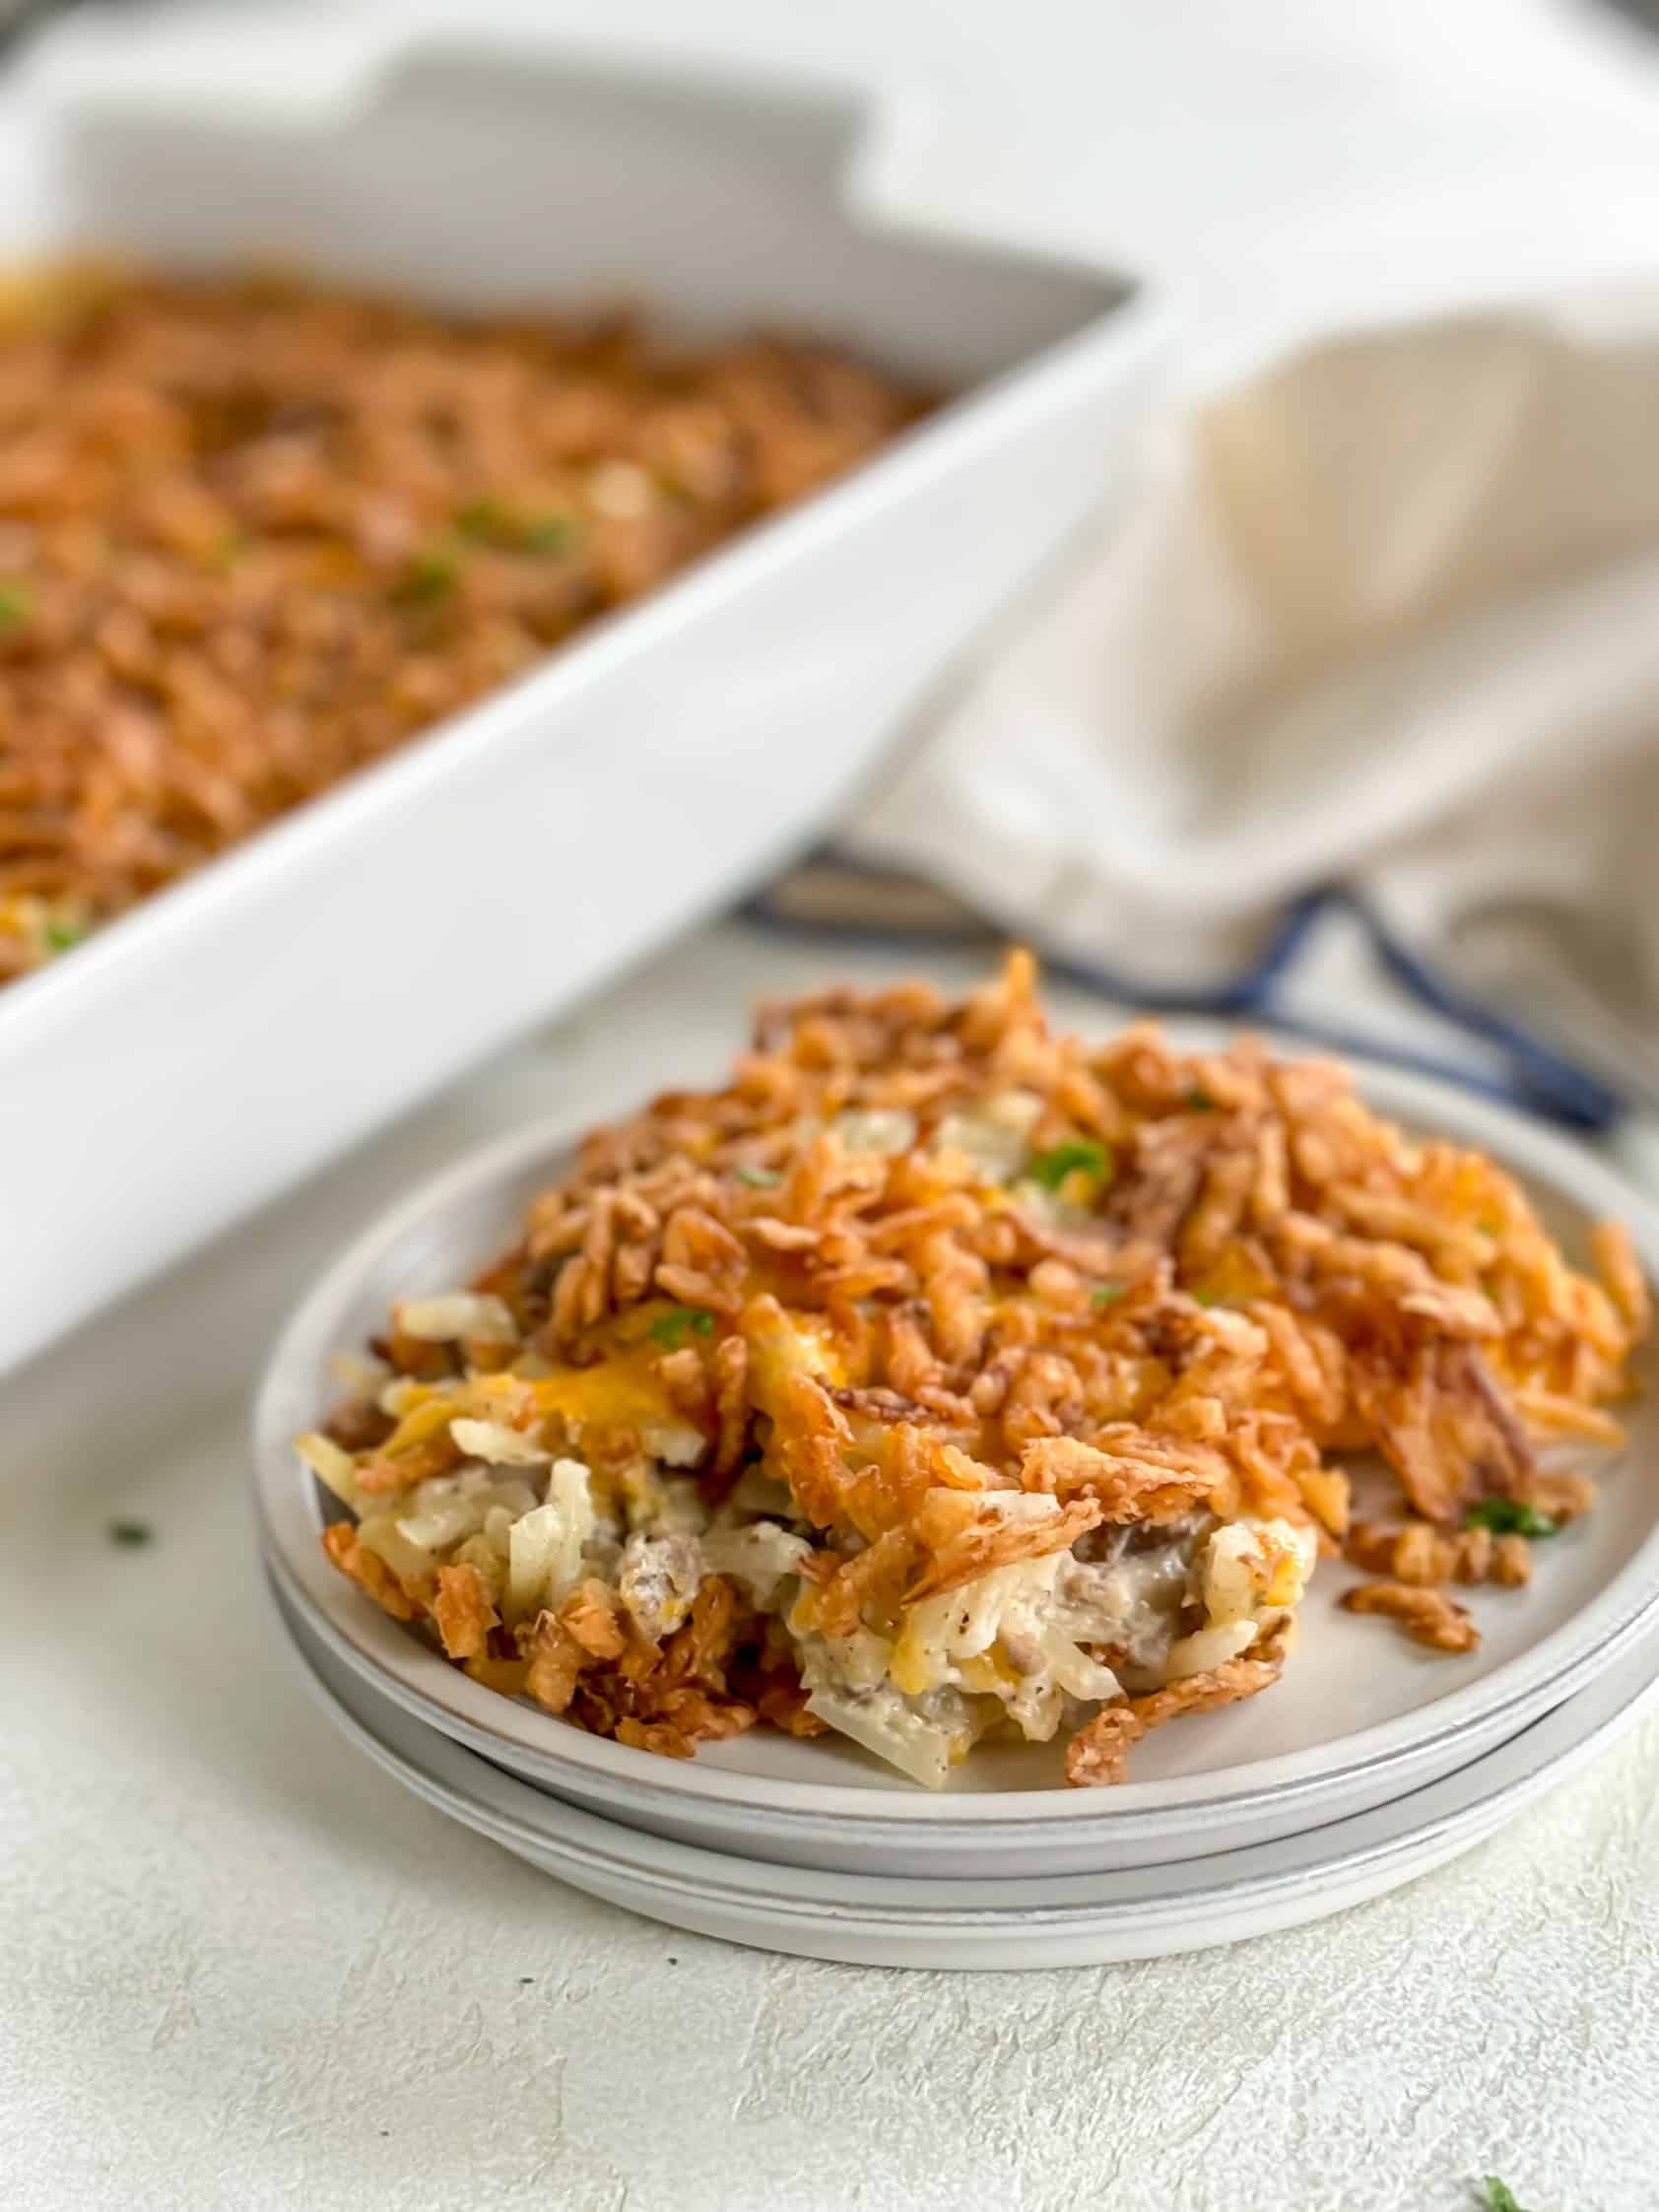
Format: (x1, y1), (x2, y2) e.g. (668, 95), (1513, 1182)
(431, 1563), (497, 1661)
(662, 1576), (743, 1691)
(905, 1490), (1102, 1602)
(1346, 1519), (1452, 1585)
(1593, 1218), (1651, 1336)
(1340, 1580), (1480, 1653)
(0, 273), (923, 981)
(320, 1520), (422, 1623)
(1518, 1469), (1597, 1522)
(1065, 1647), (1285, 1788)
(1492, 1532), (1533, 1589)
(1062, 1705), (1146, 1787)
(811, 1527), (915, 1641)
(520, 1612), (586, 1715)
(1020, 1434), (1223, 1523)
(1344, 1518), (1537, 1591)
(1511, 1387), (1625, 1445)
(754, 1681), (829, 1738)
(1131, 1652), (1285, 1730)
(708, 1331), (751, 1493)
(562, 1579), (764, 1758)
(614, 1694), (756, 1760)
(355, 1434), (463, 1497)
(558, 1578), (628, 1661)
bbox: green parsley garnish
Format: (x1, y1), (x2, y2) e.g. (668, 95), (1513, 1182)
(1092, 1283), (1127, 1308)
(107, 1519), (153, 1548)
(735, 1163), (782, 1188)
(1192, 1288), (1225, 1307)
(43, 917), (85, 954)
(1029, 1139), (1111, 1192)
(1464, 1499), (1559, 1540)
(397, 545), (462, 603)
(454, 500), (581, 556)
(648, 1306), (716, 1349)
(1185, 1089), (1215, 1111)
(521, 513), (580, 555)
(0, 580), (32, 631)
(454, 497), (508, 540)
(1481, 2180), (1528, 2212)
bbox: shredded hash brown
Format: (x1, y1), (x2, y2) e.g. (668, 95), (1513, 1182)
(303, 954), (1648, 1787)
(0, 266), (924, 982)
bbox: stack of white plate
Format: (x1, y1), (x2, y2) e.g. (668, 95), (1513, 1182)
(253, 1069), (1659, 1971)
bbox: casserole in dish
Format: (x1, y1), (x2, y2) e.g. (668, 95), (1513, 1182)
(1, 12), (1159, 1368)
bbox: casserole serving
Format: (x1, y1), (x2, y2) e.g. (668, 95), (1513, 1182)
(254, 1001), (1659, 1873)
(278, 957), (1646, 1802)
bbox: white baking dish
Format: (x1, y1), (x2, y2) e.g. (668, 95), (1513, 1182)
(0, 9), (1162, 1372)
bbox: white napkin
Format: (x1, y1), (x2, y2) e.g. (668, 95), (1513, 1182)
(846, 284), (1659, 1118)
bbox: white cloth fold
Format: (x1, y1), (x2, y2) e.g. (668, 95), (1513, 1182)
(849, 291), (1659, 1107)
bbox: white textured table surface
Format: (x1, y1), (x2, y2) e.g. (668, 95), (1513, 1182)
(12, 5), (1659, 2201)
(4, 923), (1659, 2212)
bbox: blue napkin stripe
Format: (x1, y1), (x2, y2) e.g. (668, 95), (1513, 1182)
(1348, 895), (1622, 1131)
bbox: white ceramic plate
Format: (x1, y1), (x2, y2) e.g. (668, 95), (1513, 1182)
(270, 1571), (1659, 1971)
(253, 1058), (1659, 1878)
